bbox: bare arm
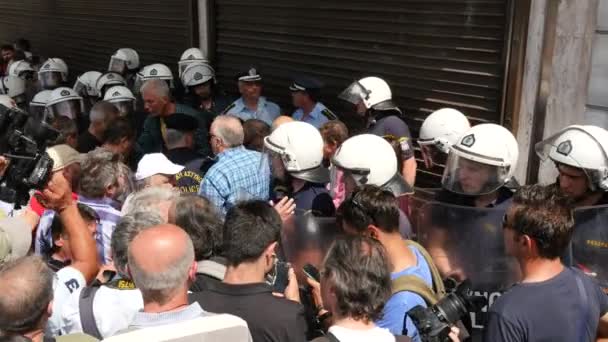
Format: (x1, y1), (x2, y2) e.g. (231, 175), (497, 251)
(598, 312), (608, 339)
(402, 157), (417, 188)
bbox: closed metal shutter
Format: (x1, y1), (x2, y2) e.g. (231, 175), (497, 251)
(0, 0), (195, 81)
(214, 0), (513, 187)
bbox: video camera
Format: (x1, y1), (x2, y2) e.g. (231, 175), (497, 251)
(407, 280), (485, 342)
(0, 104), (58, 208)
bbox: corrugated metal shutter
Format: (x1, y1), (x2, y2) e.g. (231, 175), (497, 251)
(0, 0), (195, 81)
(214, 0), (512, 187)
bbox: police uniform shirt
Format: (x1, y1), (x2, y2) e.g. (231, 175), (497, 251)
(293, 182), (335, 217)
(292, 102), (336, 129)
(368, 115), (415, 160)
(46, 266), (87, 336)
(59, 280), (143, 338)
(223, 96), (281, 126)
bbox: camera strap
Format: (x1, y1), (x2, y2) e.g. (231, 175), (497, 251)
(404, 240), (446, 297)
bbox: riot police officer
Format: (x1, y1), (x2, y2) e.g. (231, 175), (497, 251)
(108, 47), (140, 90)
(178, 47), (208, 78)
(263, 121), (334, 216)
(339, 77), (417, 186)
(45, 87), (84, 122)
(29, 89), (52, 121)
(96, 72), (126, 100)
(38, 58), (69, 90)
(289, 76), (336, 129)
(103, 85), (136, 117)
(180, 62), (231, 123)
(73, 71), (102, 114)
(418, 108), (471, 169)
(134, 63), (174, 92)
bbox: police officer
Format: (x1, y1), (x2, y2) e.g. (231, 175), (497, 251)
(178, 47), (208, 78)
(222, 67), (280, 125)
(264, 121), (334, 216)
(108, 47), (140, 90)
(289, 76), (336, 129)
(96, 72), (126, 100)
(29, 89), (52, 121)
(339, 77), (417, 186)
(163, 113), (214, 193)
(134, 63), (174, 92)
(181, 62), (231, 123)
(73, 71), (102, 113)
(418, 108), (471, 169)
(46, 87), (85, 123)
(103, 85), (136, 117)
(38, 58), (69, 90)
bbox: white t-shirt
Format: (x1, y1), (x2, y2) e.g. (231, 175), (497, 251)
(60, 285), (144, 338)
(329, 325), (396, 342)
(46, 266), (86, 336)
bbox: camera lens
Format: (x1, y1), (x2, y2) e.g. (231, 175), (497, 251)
(434, 293), (469, 324)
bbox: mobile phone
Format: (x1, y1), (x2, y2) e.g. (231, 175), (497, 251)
(272, 261), (291, 293)
(302, 263), (320, 282)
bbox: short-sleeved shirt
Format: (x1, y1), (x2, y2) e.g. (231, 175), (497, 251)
(376, 245), (432, 341)
(199, 146), (270, 216)
(368, 115), (415, 160)
(484, 267), (608, 342)
(292, 182), (335, 217)
(223, 96), (281, 126)
(46, 266), (87, 336)
(292, 102), (336, 129)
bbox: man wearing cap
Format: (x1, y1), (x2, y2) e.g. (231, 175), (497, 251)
(0, 216), (33, 265)
(290, 76), (336, 129)
(135, 153), (184, 189)
(221, 67), (281, 126)
(164, 113), (216, 193)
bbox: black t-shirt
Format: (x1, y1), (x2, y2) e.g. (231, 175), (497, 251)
(189, 282), (308, 342)
(368, 114), (415, 160)
(484, 267), (608, 342)
(76, 130), (101, 153)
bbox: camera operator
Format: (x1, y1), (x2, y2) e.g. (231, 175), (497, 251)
(485, 184), (608, 341)
(189, 200), (307, 342)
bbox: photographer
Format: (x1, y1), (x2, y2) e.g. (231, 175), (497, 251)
(485, 185), (608, 341)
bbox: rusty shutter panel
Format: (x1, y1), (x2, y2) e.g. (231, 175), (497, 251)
(0, 0), (195, 81)
(214, 0), (511, 187)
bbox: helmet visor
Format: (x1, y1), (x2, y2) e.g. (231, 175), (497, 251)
(73, 79), (87, 96)
(420, 144), (447, 169)
(338, 81), (370, 106)
(48, 99), (82, 120)
(39, 72), (62, 89)
(29, 105), (47, 121)
(114, 101), (134, 116)
(441, 153), (509, 195)
(260, 143), (288, 182)
(108, 57), (128, 74)
(329, 164), (368, 198)
(179, 61), (193, 77)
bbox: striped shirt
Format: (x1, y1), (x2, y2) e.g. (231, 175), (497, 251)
(35, 196), (122, 264)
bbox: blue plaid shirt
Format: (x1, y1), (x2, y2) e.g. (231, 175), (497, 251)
(199, 146), (270, 216)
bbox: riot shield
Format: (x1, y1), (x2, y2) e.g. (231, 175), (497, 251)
(571, 205), (608, 291)
(410, 197), (521, 339)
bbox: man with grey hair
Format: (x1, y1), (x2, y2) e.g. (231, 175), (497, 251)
(121, 186), (180, 222)
(58, 209), (164, 339)
(77, 101), (119, 153)
(118, 224), (252, 341)
(137, 79), (211, 157)
(198, 115), (271, 216)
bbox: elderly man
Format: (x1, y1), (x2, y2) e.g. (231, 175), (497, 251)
(137, 79), (211, 157)
(222, 67), (280, 125)
(115, 224), (251, 341)
(198, 115), (270, 216)
(135, 153), (184, 189)
(77, 101), (119, 153)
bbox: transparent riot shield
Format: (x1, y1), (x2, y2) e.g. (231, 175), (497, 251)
(571, 205), (608, 291)
(410, 197), (521, 340)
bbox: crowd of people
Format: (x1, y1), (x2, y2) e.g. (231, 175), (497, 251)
(0, 40), (607, 342)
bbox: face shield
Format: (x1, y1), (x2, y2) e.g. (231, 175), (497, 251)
(39, 72), (62, 89)
(113, 100), (134, 116)
(48, 99), (82, 120)
(329, 163), (369, 199)
(418, 141), (448, 169)
(29, 104), (48, 121)
(441, 153), (510, 196)
(73, 79), (92, 97)
(108, 57), (128, 75)
(179, 61), (194, 77)
(338, 81), (370, 107)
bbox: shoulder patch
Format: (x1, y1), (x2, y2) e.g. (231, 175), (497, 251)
(220, 102), (236, 115)
(321, 108), (337, 120)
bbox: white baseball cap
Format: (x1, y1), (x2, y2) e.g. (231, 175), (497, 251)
(135, 153), (184, 181)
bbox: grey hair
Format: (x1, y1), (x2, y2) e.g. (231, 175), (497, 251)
(89, 101), (119, 123)
(79, 149), (122, 198)
(213, 115), (244, 147)
(165, 128), (187, 149)
(128, 231), (195, 301)
(121, 186), (179, 217)
(111, 209), (164, 278)
(140, 79), (170, 99)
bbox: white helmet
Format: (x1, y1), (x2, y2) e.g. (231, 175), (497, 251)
(263, 121), (328, 183)
(96, 72), (126, 98)
(103, 85), (135, 116)
(339, 76), (395, 111)
(46, 87), (84, 120)
(178, 47), (208, 77)
(135, 63), (174, 90)
(419, 108), (471, 153)
(180, 62), (215, 88)
(108, 48), (140, 73)
(38, 58), (69, 89)
(73, 71), (103, 97)
(30, 90), (53, 120)
(0, 76), (25, 98)
(0, 95), (17, 109)
(442, 123), (519, 195)
(536, 125), (608, 191)
(331, 134), (413, 196)
(8, 60), (35, 79)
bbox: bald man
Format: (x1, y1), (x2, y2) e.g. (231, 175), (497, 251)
(199, 115), (271, 216)
(121, 224), (251, 340)
(271, 115), (294, 131)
